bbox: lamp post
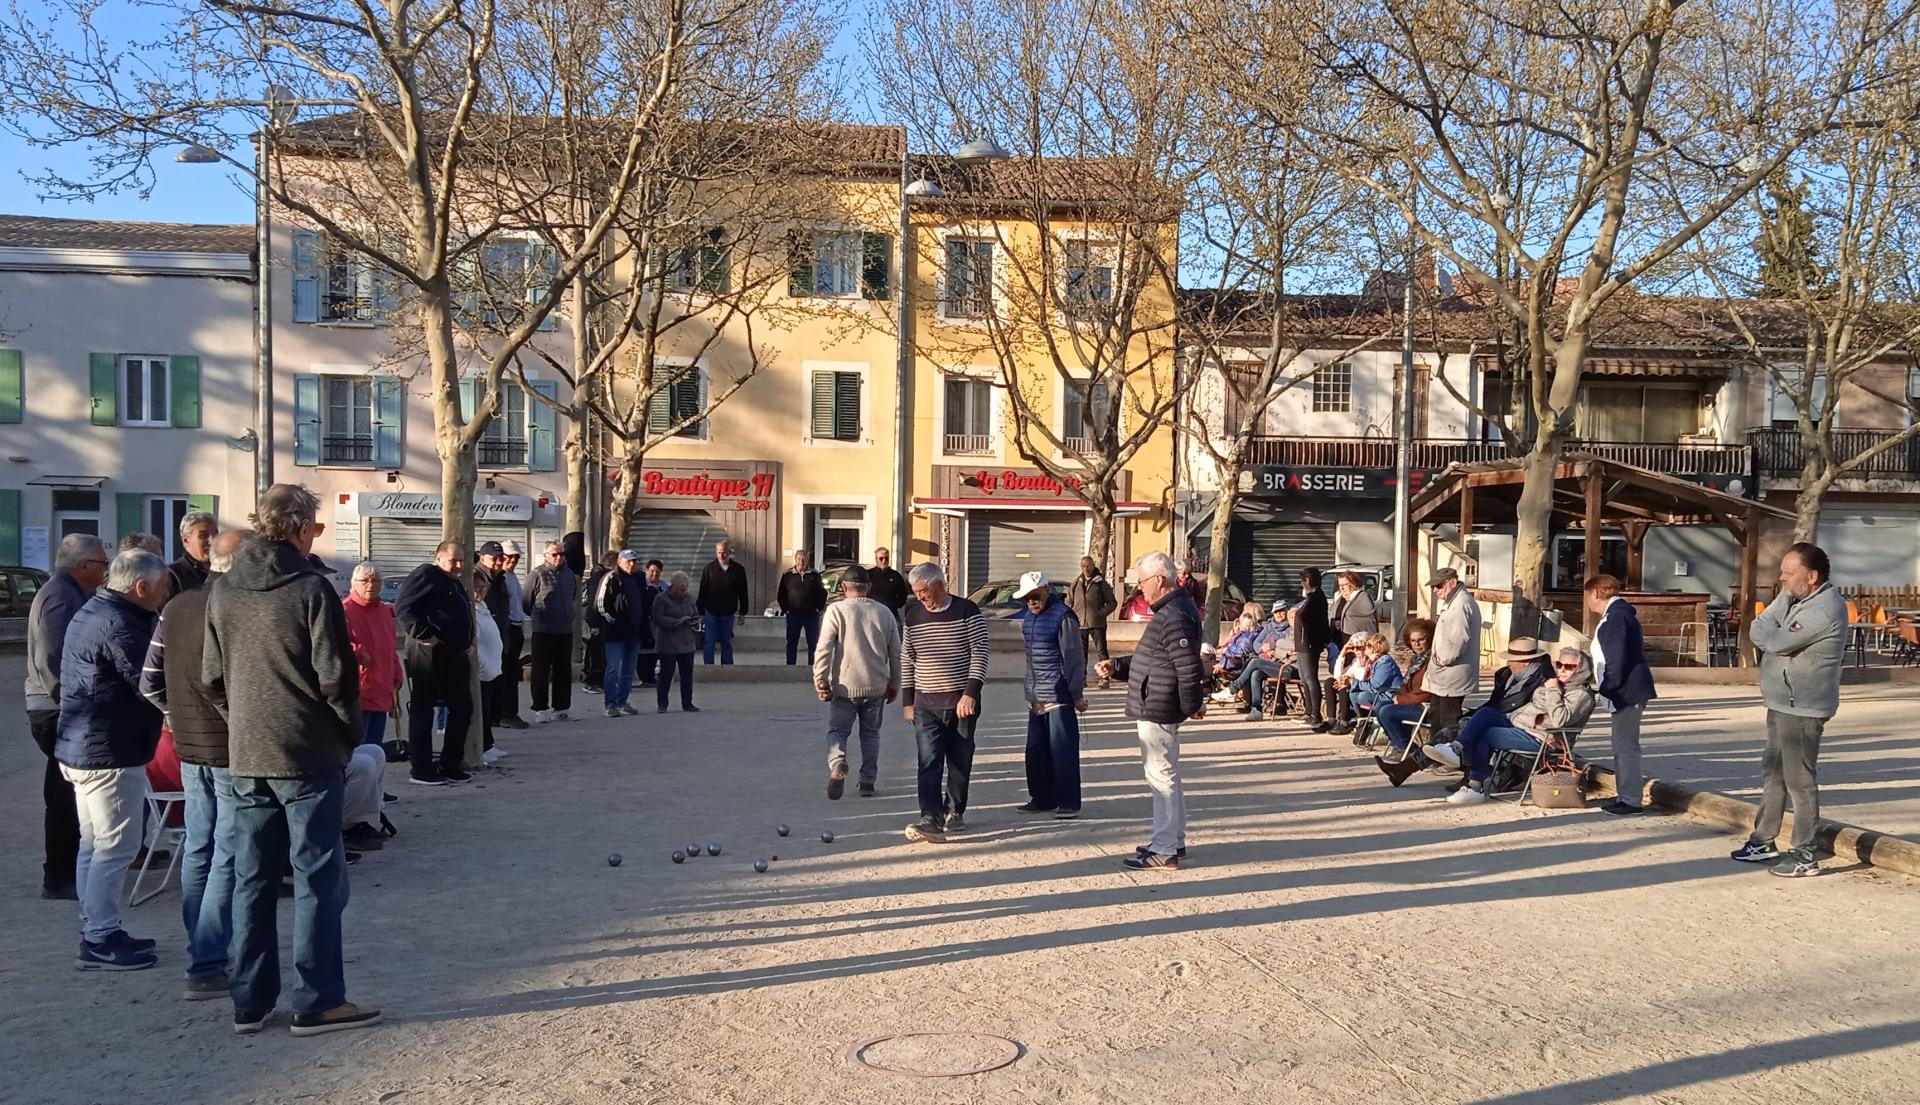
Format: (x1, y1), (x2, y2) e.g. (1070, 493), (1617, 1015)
(177, 85), (297, 508)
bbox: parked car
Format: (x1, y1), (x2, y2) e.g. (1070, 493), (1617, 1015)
(761, 562), (855, 616)
(1119, 578), (1249, 621)
(0, 565), (49, 618)
(1322, 563), (1395, 626)
(968, 578), (1067, 618)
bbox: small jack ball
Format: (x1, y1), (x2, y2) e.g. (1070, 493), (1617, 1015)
(770, 854), (780, 862)
(707, 843), (722, 856)
(607, 853), (623, 867)
(820, 831), (835, 843)
(671, 850), (686, 864)
(754, 859), (769, 873)
(777, 824), (791, 836)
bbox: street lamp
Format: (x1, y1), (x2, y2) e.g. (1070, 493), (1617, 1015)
(178, 84), (297, 508)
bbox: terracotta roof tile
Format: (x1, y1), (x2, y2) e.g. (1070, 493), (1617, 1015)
(0, 214), (253, 255)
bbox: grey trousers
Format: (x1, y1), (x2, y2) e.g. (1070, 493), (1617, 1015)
(1609, 701), (1646, 808)
(1752, 710), (1825, 853)
(826, 695), (885, 786)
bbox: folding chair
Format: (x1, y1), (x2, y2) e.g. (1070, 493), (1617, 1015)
(1381, 703), (1445, 763)
(129, 789), (187, 907)
(1488, 726), (1583, 806)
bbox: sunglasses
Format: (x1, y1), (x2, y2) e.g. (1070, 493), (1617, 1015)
(1555, 661), (1581, 670)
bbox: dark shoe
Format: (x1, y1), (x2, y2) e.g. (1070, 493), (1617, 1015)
(658, 704), (669, 713)
(904, 817), (946, 843)
(1135, 844), (1188, 859)
(109, 930), (157, 952)
(343, 824), (385, 852)
(1014, 800), (1051, 813)
(1311, 721), (1334, 733)
(1123, 851), (1180, 870)
(409, 771), (449, 787)
(41, 881), (78, 901)
(441, 768), (472, 784)
(1731, 839), (1781, 864)
(827, 762), (848, 801)
(498, 716), (529, 730)
(682, 704), (700, 712)
(289, 1002), (382, 1036)
(184, 974), (229, 1001)
(1374, 755), (1421, 787)
(382, 793), (398, 804)
(77, 936), (157, 971)
(1601, 800), (1643, 817)
(944, 813), (967, 834)
(858, 782), (876, 797)
(234, 1009), (270, 1035)
(1053, 808), (1081, 820)
(1769, 848), (1821, 878)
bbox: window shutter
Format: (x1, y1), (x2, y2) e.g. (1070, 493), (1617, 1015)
(116, 493), (144, 543)
(458, 378), (478, 423)
(169, 354), (201, 427)
(291, 228), (321, 323)
(861, 233), (891, 299)
(533, 243), (560, 331)
(372, 268), (401, 318)
(528, 379), (559, 470)
(373, 377), (405, 469)
(0, 349), (21, 423)
(834, 372), (861, 440)
(293, 373), (322, 466)
(788, 232), (815, 298)
(0, 488), (20, 564)
(676, 372), (703, 431)
(90, 352), (117, 426)
(809, 372), (834, 438)
(645, 369), (671, 436)
(701, 228), (729, 293)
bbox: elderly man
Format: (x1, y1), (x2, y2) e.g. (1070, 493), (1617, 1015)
(395, 541), (475, 786)
(168, 510), (218, 598)
(867, 547), (910, 617)
(474, 541), (520, 733)
(812, 565), (901, 800)
(594, 550), (649, 717)
(1014, 571), (1087, 819)
(900, 563), (991, 842)
(777, 548), (829, 665)
(140, 529), (246, 995)
(1373, 566), (1481, 757)
(497, 541), (529, 727)
(56, 548), (169, 968)
(204, 483), (377, 1036)
(25, 533), (110, 901)
(525, 540), (577, 723)
(1097, 551), (1205, 870)
(1735, 542), (1848, 878)
(697, 539), (750, 664)
(1068, 555), (1118, 687)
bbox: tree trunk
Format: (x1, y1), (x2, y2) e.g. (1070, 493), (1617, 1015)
(1088, 501), (1115, 584)
(420, 287), (477, 554)
(607, 437), (645, 552)
(564, 270), (593, 542)
(1201, 460), (1241, 642)
(1510, 442), (1558, 638)
(1791, 456), (1832, 543)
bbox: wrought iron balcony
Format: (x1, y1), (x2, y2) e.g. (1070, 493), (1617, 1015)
(321, 435), (374, 465)
(478, 439), (528, 468)
(1748, 427), (1920, 480)
(1242, 436), (1752, 476)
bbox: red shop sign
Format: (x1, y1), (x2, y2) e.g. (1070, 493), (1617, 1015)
(966, 469), (1084, 497)
(636, 470), (776, 510)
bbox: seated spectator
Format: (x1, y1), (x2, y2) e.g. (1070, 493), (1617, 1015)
(1425, 647), (1596, 804)
(1377, 635), (1555, 786)
(1368, 617), (1435, 762)
(1323, 635), (1371, 732)
(1211, 609), (1265, 679)
(1207, 600), (1293, 718)
(1332, 634), (1401, 734)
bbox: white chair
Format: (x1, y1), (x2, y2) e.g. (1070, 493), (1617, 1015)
(129, 790), (187, 907)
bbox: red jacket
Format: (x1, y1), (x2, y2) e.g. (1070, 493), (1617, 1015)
(344, 592), (404, 714)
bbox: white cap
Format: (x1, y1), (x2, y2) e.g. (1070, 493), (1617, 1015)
(502, 539), (523, 556)
(1013, 570), (1050, 599)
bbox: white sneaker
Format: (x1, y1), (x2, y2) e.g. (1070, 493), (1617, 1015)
(1446, 785), (1488, 806)
(553, 710), (569, 722)
(1210, 688), (1238, 704)
(1424, 741), (1464, 769)
(1244, 708), (1263, 722)
(532, 710), (553, 725)
(483, 746), (507, 764)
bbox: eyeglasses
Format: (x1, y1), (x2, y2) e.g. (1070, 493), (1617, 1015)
(1555, 662), (1581, 670)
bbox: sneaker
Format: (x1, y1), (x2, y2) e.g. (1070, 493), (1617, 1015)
(533, 710), (553, 724)
(76, 936), (157, 971)
(1423, 741), (1464, 770)
(944, 813), (967, 834)
(105, 930), (157, 952)
(409, 771), (449, 786)
(682, 704), (701, 712)
(1446, 785), (1489, 806)
(828, 762), (848, 801)
(482, 746), (508, 764)
(1311, 721), (1334, 733)
(1014, 800), (1051, 813)
(553, 710), (570, 722)
(858, 782), (876, 797)
(383, 793), (398, 804)
(1053, 808), (1081, 820)
(619, 705), (639, 717)
(582, 683), (602, 695)
(904, 817), (946, 843)
(289, 1002), (383, 1037)
(233, 1009), (270, 1035)
(1244, 709), (1263, 722)
(184, 974), (228, 1001)
(606, 707), (623, 718)
(1210, 688), (1239, 704)
(1769, 848), (1821, 878)
(1123, 851), (1180, 870)
(1135, 844), (1188, 859)
(1731, 839), (1781, 864)
(343, 824), (385, 852)
(1601, 800), (1642, 816)
(441, 768), (472, 784)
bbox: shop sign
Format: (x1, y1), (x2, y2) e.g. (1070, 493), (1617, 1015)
(963, 469), (1085, 498)
(640, 470), (776, 511)
(356, 492), (533, 521)
(1239, 466), (1430, 498)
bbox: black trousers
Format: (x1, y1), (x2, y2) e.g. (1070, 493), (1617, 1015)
(529, 631), (573, 712)
(1293, 647), (1325, 722)
(636, 638), (657, 684)
(1082, 627), (1110, 666)
(656, 652), (694, 709)
(406, 645), (473, 776)
(481, 675), (507, 749)
(29, 709), (79, 889)
(502, 625), (525, 719)
(582, 631), (605, 687)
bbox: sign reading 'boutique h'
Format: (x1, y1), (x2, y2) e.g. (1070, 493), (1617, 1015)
(640, 470), (776, 509)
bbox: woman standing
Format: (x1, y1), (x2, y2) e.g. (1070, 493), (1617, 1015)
(343, 562), (404, 747)
(473, 570), (505, 762)
(651, 572), (702, 713)
(1330, 571), (1378, 654)
(1586, 574), (1656, 815)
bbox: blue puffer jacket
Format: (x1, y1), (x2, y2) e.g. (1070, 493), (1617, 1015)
(1021, 597), (1086, 705)
(55, 589), (163, 770)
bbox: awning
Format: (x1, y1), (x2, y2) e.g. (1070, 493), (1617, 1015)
(914, 497), (1153, 517)
(1582, 358), (1735, 379)
(26, 474), (108, 487)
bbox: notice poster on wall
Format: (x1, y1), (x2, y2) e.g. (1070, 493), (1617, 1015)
(21, 526), (49, 571)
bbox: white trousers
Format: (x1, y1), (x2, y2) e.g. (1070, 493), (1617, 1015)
(1136, 721), (1187, 855)
(60, 765), (147, 943)
(343, 744), (386, 831)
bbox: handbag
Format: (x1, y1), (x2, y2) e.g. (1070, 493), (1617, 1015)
(1528, 735), (1586, 809)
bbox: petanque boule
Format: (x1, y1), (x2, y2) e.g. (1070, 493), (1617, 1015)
(754, 859), (769, 873)
(777, 824), (791, 837)
(707, 843), (722, 856)
(688, 842), (702, 857)
(607, 853), (622, 867)
(820, 831), (835, 843)
(671, 850), (686, 864)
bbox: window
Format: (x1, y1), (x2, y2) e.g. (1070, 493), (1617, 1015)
(670, 228), (730, 293)
(1061, 379), (1111, 452)
(1551, 533), (1627, 589)
(1769, 369), (1828, 429)
(1581, 383), (1702, 442)
(476, 237), (559, 329)
(322, 376), (375, 465)
(810, 370), (862, 441)
(807, 233), (861, 298)
(944, 239), (994, 318)
(647, 366), (706, 439)
(147, 496), (189, 561)
(1311, 360), (1352, 413)
(117, 356), (170, 427)
(789, 231), (891, 300)
(326, 251), (383, 322)
(292, 228), (398, 324)
(479, 385), (529, 467)
(1062, 240), (1114, 315)
(52, 489), (101, 540)
(943, 376), (993, 454)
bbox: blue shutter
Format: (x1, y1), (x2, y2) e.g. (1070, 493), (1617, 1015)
(528, 379), (558, 470)
(533, 242), (560, 331)
(372, 268), (401, 318)
(374, 377), (405, 469)
(291, 228), (321, 323)
(293, 373), (321, 465)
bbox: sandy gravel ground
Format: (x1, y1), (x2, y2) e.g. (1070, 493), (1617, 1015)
(4, 655), (1918, 1105)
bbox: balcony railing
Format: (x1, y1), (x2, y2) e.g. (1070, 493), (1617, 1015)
(1748, 427), (1920, 480)
(944, 432), (993, 456)
(1062, 435), (1092, 454)
(321, 435), (374, 465)
(478, 439), (529, 467)
(1242, 437), (1752, 476)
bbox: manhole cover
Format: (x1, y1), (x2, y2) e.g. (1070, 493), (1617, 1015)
(844, 1033), (1025, 1078)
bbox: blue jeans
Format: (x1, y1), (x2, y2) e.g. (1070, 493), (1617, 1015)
(657, 652), (695, 709)
(1376, 702), (1425, 750)
(229, 770), (348, 1017)
(1024, 706), (1082, 812)
(913, 707), (977, 821)
(179, 762), (236, 982)
(361, 711), (388, 747)
(785, 611), (821, 665)
(702, 613), (735, 664)
(827, 695), (885, 785)
(601, 637), (638, 709)
(1232, 657), (1281, 701)
(1455, 707), (1541, 781)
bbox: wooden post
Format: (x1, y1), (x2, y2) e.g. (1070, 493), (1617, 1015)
(1582, 469), (1602, 634)
(1622, 519), (1650, 590)
(1736, 506), (1760, 666)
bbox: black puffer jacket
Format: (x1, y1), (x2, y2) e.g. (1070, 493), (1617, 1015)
(1112, 589), (1206, 724)
(1489, 658), (1554, 715)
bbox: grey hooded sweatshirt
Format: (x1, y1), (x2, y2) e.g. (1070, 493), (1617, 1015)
(1515, 651), (1598, 739)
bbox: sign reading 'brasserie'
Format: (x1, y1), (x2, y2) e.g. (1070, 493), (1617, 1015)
(1238, 466), (1431, 498)
(358, 492), (533, 521)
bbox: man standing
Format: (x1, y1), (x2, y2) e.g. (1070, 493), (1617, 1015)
(168, 510), (217, 598)
(1292, 567), (1331, 731)
(204, 484), (378, 1036)
(1014, 572), (1086, 820)
(56, 549), (169, 968)
(594, 550), (648, 717)
(1586, 574), (1656, 816)
(1735, 542), (1847, 878)
(697, 540), (750, 664)
(24, 533), (109, 901)
(778, 548), (829, 666)
(497, 541), (529, 728)
(475, 542), (520, 732)
(1068, 555), (1118, 689)
(581, 550), (617, 694)
(636, 558), (664, 685)
(1376, 567), (1480, 753)
(1176, 563), (1207, 610)
(1096, 551), (1205, 870)
(899, 563), (990, 843)
(140, 529), (245, 996)
(525, 540), (577, 723)
(812, 566), (900, 800)
(394, 541), (475, 786)
(867, 547), (910, 617)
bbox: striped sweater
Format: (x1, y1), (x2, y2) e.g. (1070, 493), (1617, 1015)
(901, 596), (990, 709)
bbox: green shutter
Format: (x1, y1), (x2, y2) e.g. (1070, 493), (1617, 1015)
(116, 493), (144, 544)
(788, 232), (814, 298)
(645, 367), (671, 435)
(170, 354), (201, 427)
(0, 349), (21, 423)
(293, 373), (321, 466)
(834, 371), (861, 440)
(809, 372), (834, 437)
(528, 379), (558, 471)
(861, 232), (891, 299)
(0, 488), (20, 564)
(673, 372), (702, 434)
(700, 228), (728, 293)
(90, 353), (117, 426)
(373, 377), (405, 469)
(187, 494), (219, 527)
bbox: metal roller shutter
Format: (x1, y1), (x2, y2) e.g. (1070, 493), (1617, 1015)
(626, 508), (732, 584)
(965, 513), (1087, 593)
(366, 519), (446, 598)
(1230, 521), (1335, 606)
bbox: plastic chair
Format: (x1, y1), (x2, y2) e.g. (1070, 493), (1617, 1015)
(129, 790), (187, 907)
(1383, 702), (1454, 763)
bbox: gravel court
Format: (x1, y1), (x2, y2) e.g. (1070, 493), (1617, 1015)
(4, 655), (1918, 1105)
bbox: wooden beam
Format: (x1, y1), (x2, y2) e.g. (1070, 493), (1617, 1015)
(1622, 519), (1651, 590)
(1460, 483), (1475, 541)
(1736, 505), (1761, 666)
(1583, 471), (1603, 633)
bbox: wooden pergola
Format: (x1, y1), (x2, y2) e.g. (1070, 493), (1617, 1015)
(1409, 453), (1796, 659)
